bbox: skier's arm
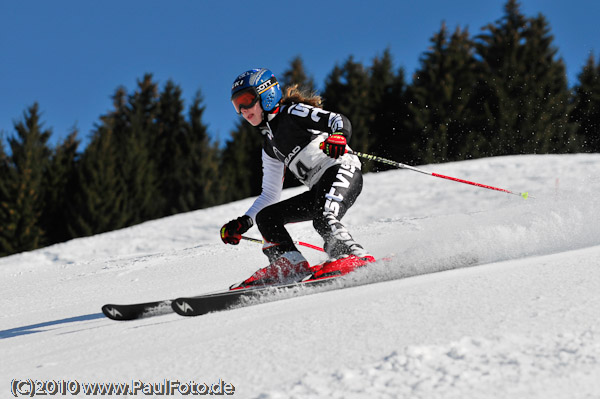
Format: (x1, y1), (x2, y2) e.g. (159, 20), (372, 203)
(285, 103), (353, 141)
(220, 150), (284, 245)
(244, 150), (285, 222)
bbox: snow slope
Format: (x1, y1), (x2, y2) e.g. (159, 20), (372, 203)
(1, 154), (600, 398)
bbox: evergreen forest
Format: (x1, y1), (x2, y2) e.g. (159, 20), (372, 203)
(1, 0), (599, 257)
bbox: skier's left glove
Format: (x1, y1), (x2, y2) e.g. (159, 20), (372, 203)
(321, 133), (347, 159)
(220, 215), (253, 245)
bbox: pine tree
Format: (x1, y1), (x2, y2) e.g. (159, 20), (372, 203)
(474, 0), (577, 155)
(152, 83), (221, 214)
(41, 131), (80, 245)
(67, 126), (128, 237)
(322, 57), (372, 155)
(219, 120), (263, 203)
(0, 104), (51, 254)
(0, 138), (14, 256)
(368, 49), (409, 168)
(281, 55), (316, 93)
(178, 91), (221, 211)
(69, 75), (220, 238)
(571, 54), (600, 152)
(67, 88), (130, 237)
(154, 80), (188, 216)
(119, 74), (160, 223)
(404, 23), (479, 164)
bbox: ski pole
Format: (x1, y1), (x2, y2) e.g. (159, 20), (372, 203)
(350, 150), (530, 199)
(241, 236), (325, 252)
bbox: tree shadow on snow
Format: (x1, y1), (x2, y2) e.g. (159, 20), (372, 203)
(0, 313), (105, 339)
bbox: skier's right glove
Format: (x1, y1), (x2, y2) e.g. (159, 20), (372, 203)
(220, 215), (253, 245)
(320, 133), (347, 159)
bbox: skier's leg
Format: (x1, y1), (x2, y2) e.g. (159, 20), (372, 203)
(240, 193), (316, 287)
(255, 191), (313, 262)
(312, 164), (368, 258)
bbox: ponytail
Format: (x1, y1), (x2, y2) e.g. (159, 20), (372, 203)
(281, 84), (322, 108)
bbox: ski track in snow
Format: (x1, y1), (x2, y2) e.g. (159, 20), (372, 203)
(1, 154), (600, 398)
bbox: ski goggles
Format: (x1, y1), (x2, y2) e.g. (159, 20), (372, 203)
(231, 88), (259, 114)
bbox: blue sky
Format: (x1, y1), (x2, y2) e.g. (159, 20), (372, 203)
(2, 0), (598, 150)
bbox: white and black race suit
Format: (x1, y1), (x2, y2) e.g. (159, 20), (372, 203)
(244, 102), (366, 261)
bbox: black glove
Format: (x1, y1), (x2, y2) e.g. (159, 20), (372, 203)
(321, 133), (347, 159)
(220, 215), (253, 245)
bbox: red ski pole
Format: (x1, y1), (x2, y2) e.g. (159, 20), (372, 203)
(350, 150), (530, 199)
(241, 236), (325, 252)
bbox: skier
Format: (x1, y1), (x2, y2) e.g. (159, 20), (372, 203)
(220, 68), (373, 287)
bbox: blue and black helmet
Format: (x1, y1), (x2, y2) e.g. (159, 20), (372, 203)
(231, 68), (282, 113)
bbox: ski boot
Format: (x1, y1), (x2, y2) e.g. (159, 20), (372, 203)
(311, 254), (376, 280)
(230, 251), (312, 290)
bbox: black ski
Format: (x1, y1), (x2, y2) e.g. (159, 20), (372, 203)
(101, 300), (173, 321)
(102, 255), (384, 320)
(172, 277), (338, 317)
(101, 277), (337, 320)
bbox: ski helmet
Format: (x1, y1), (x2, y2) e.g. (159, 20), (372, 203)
(231, 68), (282, 113)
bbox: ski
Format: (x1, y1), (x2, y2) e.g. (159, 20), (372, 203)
(171, 254), (378, 317)
(171, 275), (339, 317)
(101, 300), (173, 321)
(101, 276), (337, 321)
(102, 255), (379, 320)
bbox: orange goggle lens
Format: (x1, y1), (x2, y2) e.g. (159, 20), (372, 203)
(232, 89), (259, 114)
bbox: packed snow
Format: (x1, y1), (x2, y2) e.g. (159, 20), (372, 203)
(1, 154), (599, 399)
